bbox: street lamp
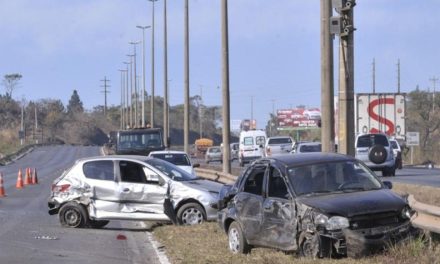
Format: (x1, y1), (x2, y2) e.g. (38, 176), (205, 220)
(163, 0), (169, 142)
(118, 69), (127, 129)
(129, 41), (140, 127)
(123, 62), (130, 129)
(148, 0), (159, 128)
(126, 55), (134, 128)
(136, 25), (151, 128)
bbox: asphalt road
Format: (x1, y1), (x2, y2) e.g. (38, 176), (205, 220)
(0, 145), (163, 264)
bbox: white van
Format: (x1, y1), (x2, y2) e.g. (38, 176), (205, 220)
(238, 130), (267, 167)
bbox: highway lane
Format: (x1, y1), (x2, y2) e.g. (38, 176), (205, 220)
(0, 145), (163, 264)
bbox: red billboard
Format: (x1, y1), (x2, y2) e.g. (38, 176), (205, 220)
(277, 108), (321, 129)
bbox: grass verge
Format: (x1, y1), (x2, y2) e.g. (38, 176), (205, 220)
(153, 183), (440, 264)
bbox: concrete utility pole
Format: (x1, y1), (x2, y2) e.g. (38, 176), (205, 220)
(372, 58), (376, 93)
(397, 59), (400, 93)
(221, 0), (231, 173)
(320, 0), (335, 153)
(184, 0), (190, 154)
(334, 0), (356, 156)
(430, 76), (439, 112)
(149, 0), (158, 128)
(100, 76), (110, 117)
(34, 106), (38, 144)
(163, 0), (169, 143)
(137, 25), (151, 128)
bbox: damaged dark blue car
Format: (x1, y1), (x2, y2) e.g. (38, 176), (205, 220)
(217, 153), (419, 258)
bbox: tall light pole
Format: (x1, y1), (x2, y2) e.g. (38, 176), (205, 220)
(163, 0), (169, 144)
(118, 69), (127, 129)
(184, 0), (190, 153)
(136, 25), (151, 128)
(123, 62), (130, 129)
(148, 0), (158, 128)
(126, 55), (134, 128)
(221, 0), (231, 173)
(129, 41), (140, 127)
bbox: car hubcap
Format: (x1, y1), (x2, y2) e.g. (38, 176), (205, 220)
(182, 208), (203, 225)
(229, 227), (240, 253)
(65, 208), (81, 227)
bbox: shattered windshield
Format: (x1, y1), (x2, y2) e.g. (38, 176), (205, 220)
(145, 158), (197, 181)
(287, 160), (382, 196)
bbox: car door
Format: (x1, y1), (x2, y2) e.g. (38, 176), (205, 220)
(234, 163), (267, 243)
(260, 165), (298, 251)
(115, 160), (168, 220)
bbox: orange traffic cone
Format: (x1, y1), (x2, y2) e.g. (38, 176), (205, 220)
(31, 168), (39, 185)
(16, 169), (24, 189)
(0, 172), (6, 197)
(24, 168), (31, 185)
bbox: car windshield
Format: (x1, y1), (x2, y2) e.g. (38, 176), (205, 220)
(287, 160), (382, 196)
(268, 138), (292, 144)
(299, 144), (321, 152)
(209, 147), (221, 153)
(357, 134), (389, 148)
(150, 153), (191, 166)
(390, 140), (399, 149)
(145, 158), (197, 181)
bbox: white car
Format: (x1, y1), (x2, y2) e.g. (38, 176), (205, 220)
(149, 150), (199, 175)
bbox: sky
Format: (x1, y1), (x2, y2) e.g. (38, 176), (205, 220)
(0, 0), (439, 129)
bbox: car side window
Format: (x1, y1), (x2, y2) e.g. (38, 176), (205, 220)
(83, 160), (114, 181)
(268, 167), (289, 199)
(119, 161), (147, 183)
(243, 166), (265, 195)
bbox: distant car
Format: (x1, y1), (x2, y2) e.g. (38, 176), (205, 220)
(265, 136), (293, 157)
(389, 138), (403, 170)
(48, 155), (222, 227)
(230, 143), (239, 161)
(149, 150), (200, 175)
(355, 133), (395, 176)
(205, 146), (223, 164)
(217, 153), (417, 258)
(292, 142), (321, 153)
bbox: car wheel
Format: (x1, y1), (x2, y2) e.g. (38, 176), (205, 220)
(59, 202), (89, 228)
(228, 221), (250, 254)
(300, 232), (320, 258)
(390, 167), (396, 177)
(177, 203), (205, 225)
(88, 220), (110, 229)
(382, 168), (388, 177)
(368, 144), (387, 164)
(239, 159), (244, 167)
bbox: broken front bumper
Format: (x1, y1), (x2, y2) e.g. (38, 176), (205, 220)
(322, 220), (418, 257)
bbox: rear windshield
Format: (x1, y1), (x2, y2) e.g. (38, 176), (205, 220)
(268, 138), (292, 144)
(390, 141), (398, 149)
(356, 134), (389, 148)
(299, 144), (321, 152)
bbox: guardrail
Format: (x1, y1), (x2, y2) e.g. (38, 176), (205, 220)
(194, 168), (237, 185)
(408, 195), (440, 234)
(195, 168), (440, 235)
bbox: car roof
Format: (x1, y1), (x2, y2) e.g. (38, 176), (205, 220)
(76, 155), (152, 163)
(149, 150), (188, 155)
(258, 152), (355, 167)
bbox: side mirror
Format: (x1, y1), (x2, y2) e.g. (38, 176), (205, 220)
(158, 176), (166, 186)
(192, 163), (200, 168)
(383, 181), (393, 189)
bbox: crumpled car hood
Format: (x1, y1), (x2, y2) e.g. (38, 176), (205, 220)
(180, 179), (223, 194)
(297, 189), (406, 217)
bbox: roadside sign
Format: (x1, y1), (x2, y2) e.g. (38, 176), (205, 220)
(406, 132), (420, 146)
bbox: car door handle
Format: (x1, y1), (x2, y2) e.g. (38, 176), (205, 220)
(123, 188), (130, 192)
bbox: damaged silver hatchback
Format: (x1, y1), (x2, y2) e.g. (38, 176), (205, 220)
(48, 155), (222, 227)
(217, 153), (418, 258)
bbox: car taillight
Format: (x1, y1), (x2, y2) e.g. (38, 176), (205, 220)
(51, 184), (71, 193)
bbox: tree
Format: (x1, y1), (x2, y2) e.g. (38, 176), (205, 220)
(67, 90), (84, 115)
(2, 73), (22, 99)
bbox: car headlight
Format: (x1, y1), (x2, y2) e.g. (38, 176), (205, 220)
(401, 206), (412, 219)
(315, 214), (350, 230)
